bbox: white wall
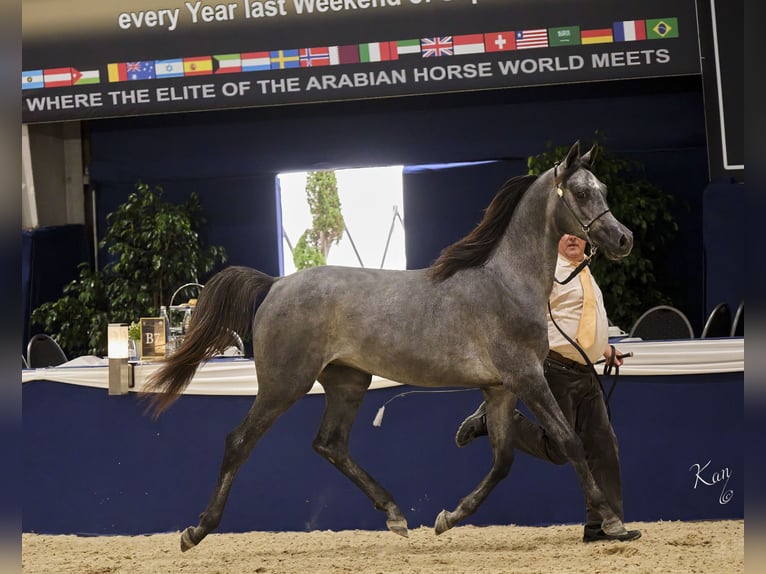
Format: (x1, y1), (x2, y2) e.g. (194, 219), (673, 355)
(22, 121), (85, 229)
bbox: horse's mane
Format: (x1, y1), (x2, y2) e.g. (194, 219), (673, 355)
(428, 174), (539, 281)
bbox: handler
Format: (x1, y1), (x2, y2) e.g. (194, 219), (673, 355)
(454, 233), (641, 543)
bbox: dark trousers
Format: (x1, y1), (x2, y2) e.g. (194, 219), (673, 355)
(511, 356), (624, 527)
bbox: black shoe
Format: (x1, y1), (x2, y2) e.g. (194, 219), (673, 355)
(582, 527), (642, 543)
(455, 402), (487, 448)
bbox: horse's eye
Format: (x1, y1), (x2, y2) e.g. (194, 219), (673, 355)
(575, 190), (587, 199)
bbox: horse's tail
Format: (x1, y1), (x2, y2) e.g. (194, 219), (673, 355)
(143, 265), (276, 418)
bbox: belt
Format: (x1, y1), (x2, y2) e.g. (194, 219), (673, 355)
(547, 350), (591, 372)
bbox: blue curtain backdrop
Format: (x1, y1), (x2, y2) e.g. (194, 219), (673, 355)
(84, 77), (718, 329)
(25, 76), (743, 339)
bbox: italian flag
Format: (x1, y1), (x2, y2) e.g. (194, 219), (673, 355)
(359, 42), (396, 62)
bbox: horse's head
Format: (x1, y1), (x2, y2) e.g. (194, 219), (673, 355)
(552, 141), (633, 260)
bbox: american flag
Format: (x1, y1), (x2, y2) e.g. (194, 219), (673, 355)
(421, 37), (453, 57)
(515, 29), (549, 49)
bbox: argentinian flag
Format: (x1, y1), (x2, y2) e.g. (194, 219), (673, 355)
(22, 70), (44, 90)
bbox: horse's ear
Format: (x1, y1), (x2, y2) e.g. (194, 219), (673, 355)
(581, 143), (598, 166)
(564, 140), (581, 169)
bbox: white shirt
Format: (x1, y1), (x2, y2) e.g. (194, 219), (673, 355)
(547, 255), (609, 364)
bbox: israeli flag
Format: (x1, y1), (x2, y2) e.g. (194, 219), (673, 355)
(155, 59), (185, 78)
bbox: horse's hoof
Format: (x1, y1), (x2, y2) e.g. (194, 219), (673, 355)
(386, 517), (409, 538)
(180, 527), (198, 552)
(601, 517), (628, 536)
(434, 510), (453, 535)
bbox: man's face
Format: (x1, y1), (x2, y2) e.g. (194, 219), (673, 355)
(558, 234), (586, 262)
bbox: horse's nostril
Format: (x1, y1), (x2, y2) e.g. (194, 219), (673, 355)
(619, 234), (628, 248)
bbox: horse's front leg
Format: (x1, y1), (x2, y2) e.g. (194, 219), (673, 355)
(435, 386), (516, 534)
(520, 372), (627, 537)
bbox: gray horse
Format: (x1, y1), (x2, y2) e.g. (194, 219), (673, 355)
(145, 140), (633, 551)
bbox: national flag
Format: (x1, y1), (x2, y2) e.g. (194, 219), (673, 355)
(484, 31), (516, 52)
(43, 67), (73, 88)
(581, 28), (613, 45)
(358, 41), (396, 62)
(270, 49), (300, 69)
(613, 20), (646, 42)
(646, 17), (679, 39)
(328, 45), (360, 65)
(72, 68), (101, 85)
(22, 70), (44, 90)
(421, 37), (453, 57)
(126, 61), (156, 80)
(548, 26), (580, 46)
(213, 54), (242, 74)
(300, 47), (331, 67)
(241, 52), (271, 72)
(184, 56), (213, 76)
(107, 63), (128, 82)
(453, 34), (485, 55)
(515, 29), (548, 49)
(154, 59), (185, 78)
(393, 39), (421, 57)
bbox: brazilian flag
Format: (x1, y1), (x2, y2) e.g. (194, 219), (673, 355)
(646, 18), (679, 39)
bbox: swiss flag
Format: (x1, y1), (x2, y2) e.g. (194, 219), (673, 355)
(484, 31), (516, 52)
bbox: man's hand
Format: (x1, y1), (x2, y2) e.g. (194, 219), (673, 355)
(602, 345), (632, 367)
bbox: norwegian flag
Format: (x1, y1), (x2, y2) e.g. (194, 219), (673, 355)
(300, 47), (331, 67)
(421, 37), (453, 57)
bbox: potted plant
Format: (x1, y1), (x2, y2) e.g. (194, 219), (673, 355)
(128, 321), (140, 362)
(30, 182), (227, 358)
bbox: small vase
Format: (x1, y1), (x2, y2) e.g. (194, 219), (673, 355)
(128, 339), (140, 363)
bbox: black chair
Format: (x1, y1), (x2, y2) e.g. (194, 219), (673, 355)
(730, 300), (744, 337)
(628, 305), (695, 340)
(26, 334), (68, 368)
(700, 302), (732, 338)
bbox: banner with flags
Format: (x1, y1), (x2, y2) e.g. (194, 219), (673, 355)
(22, 0), (700, 123)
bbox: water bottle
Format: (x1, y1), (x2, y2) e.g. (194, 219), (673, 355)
(160, 305), (171, 354)
(182, 308), (192, 335)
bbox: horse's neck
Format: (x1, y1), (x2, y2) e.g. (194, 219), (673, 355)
(489, 174), (560, 302)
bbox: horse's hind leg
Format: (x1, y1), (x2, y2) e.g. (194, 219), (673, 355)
(435, 386), (517, 534)
(314, 364), (409, 537)
(180, 381), (312, 551)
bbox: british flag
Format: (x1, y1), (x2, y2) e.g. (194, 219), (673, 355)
(421, 37), (453, 57)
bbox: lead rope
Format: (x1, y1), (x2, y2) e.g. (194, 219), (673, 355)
(548, 296), (618, 421)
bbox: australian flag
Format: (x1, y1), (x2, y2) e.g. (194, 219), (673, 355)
(126, 61), (156, 80)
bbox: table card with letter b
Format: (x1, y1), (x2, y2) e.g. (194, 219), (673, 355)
(139, 317), (167, 361)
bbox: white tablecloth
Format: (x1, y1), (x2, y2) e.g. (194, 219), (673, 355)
(22, 337), (744, 395)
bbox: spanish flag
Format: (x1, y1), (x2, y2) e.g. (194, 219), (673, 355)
(183, 56), (213, 76)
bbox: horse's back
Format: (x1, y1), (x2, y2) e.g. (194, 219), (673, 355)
(251, 265), (528, 388)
